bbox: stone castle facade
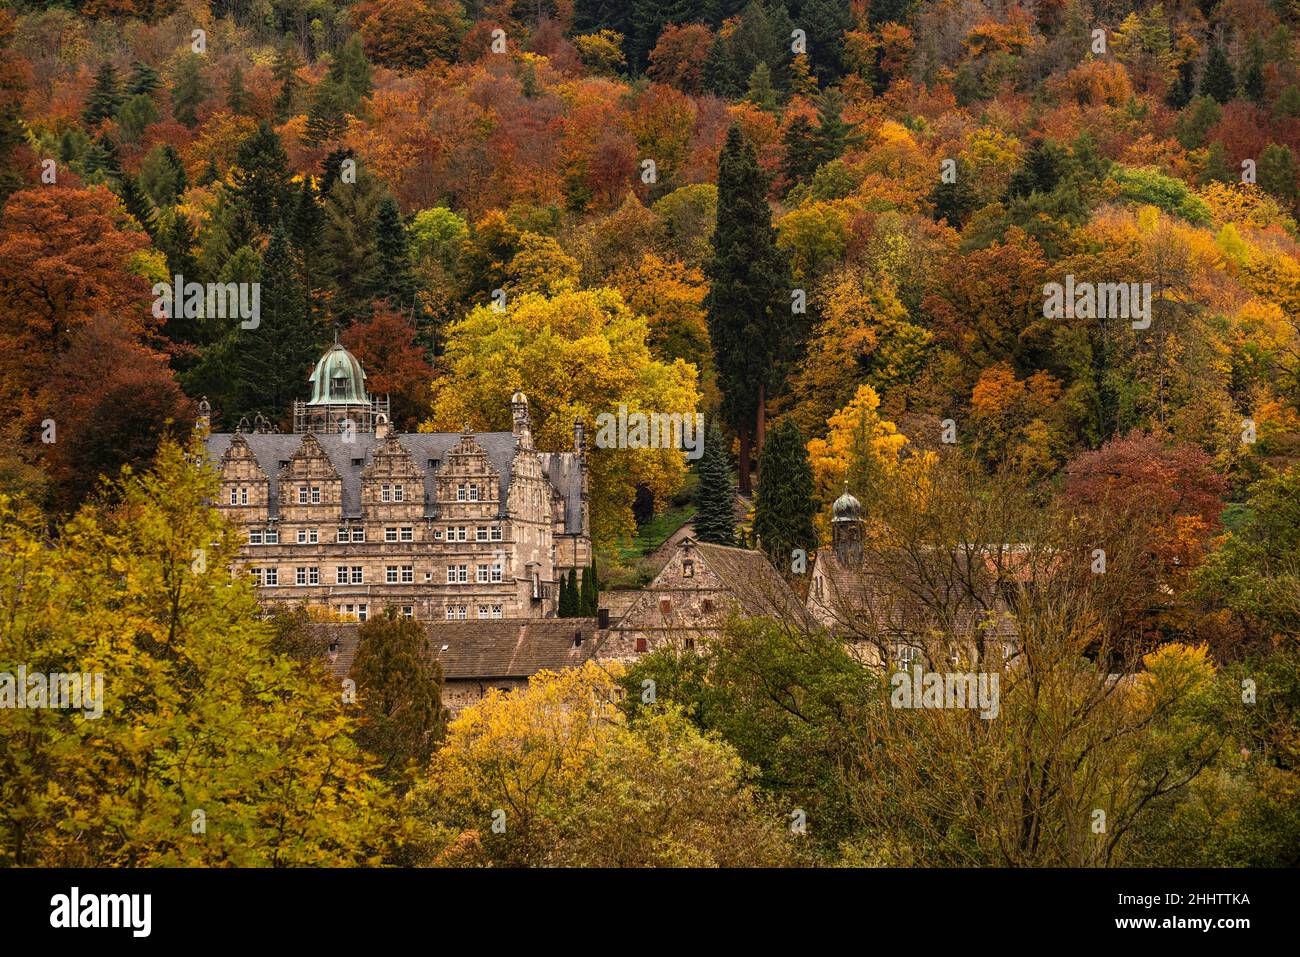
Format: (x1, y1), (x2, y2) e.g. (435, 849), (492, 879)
(201, 342), (591, 622)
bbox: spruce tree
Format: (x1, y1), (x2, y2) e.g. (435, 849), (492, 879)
(558, 571), (573, 616)
(781, 115), (820, 189)
(694, 419), (736, 546)
(231, 226), (323, 423)
(171, 52), (207, 128)
(746, 62), (778, 112)
(1259, 143), (1298, 205)
(231, 121), (293, 231)
(83, 62), (123, 127)
(226, 61), (252, 115)
(328, 34), (373, 110)
(290, 177), (326, 304)
(580, 559), (599, 615)
(751, 417), (817, 570)
(118, 173), (157, 238)
(802, 0), (852, 84)
(375, 194), (419, 310)
(705, 124), (790, 495)
(126, 61), (161, 97)
(703, 34), (741, 98)
(305, 79), (349, 146)
(811, 89), (863, 169)
(1201, 43), (1236, 104)
(349, 607), (446, 785)
(272, 44), (304, 122)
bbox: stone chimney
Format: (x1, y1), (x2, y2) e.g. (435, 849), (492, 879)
(196, 397), (211, 432)
(511, 391), (533, 449)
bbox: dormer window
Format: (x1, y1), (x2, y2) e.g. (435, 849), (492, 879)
(682, 559), (694, 579)
(330, 371), (348, 399)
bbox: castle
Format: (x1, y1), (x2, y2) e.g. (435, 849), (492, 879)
(201, 341), (591, 622)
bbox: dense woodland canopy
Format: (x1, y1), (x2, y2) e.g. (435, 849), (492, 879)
(0, 0), (1298, 866)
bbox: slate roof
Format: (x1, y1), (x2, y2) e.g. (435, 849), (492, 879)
(692, 541), (811, 624)
(313, 618), (605, 680)
(203, 431), (584, 530)
(810, 546), (1019, 640)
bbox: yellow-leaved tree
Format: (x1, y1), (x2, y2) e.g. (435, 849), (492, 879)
(0, 437), (394, 866)
(424, 287), (701, 540)
(402, 661), (793, 866)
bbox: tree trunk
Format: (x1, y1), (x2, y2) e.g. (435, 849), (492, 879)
(756, 382), (767, 459)
(738, 424), (752, 496)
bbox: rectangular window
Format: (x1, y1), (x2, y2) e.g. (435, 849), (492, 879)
(337, 527), (348, 543)
(297, 529), (308, 544)
(308, 567), (319, 585)
(357, 604), (368, 623)
(250, 568), (262, 586)
(249, 529), (263, 545)
(351, 566), (364, 584)
(400, 527), (414, 542)
(401, 606), (414, 619)
(240, 488), (248, 505)
(491, 563), (503, 583)
(458, 564), (468, 583)
(310, 487), (321, 504)
(491, 526), (502, 541)
(394, 486), (405, 502)
(434, 529), (443, 541)
(298, 487), (308, 505)
(308, 528), (318, 544)
(385, 527), (398, 542)
(296, 567), (307, 586)
(351, 527), (365, 542)
(447, 565), (456, 584)
(468, 484), (479, 502)
(229, 488), (237, 505)
(476, 527), (488, 542)
(457, 527), (467, 542)
(336, 567), (348, 584)
(264, 568), (278, 586)
(386, 566), (399, 584)
(683, 560), (694, 579)
(401, 566), (414, 584)
(476, 564), (489, 584)
(381, 484), (391, 502)
(264, 529), (278, 544)
(457, 483), (466, 502)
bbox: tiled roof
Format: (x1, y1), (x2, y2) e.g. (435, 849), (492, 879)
(693, 541), (812, 626)
(810, 546), (1019, 640)
(313, 618), (606, 680)
(203, 431), (584, 531)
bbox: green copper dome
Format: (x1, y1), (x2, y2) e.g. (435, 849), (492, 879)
(832, 484), (862, 522)
(306, 342), (369, 406)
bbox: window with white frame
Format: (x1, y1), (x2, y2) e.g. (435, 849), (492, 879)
(385, 527), (398, 542)
(447, 565), (456, 584)
(491, 526), (502, 541)
(351, 527), (365, 542)
(229, 488), (237, 505)
(336, 566), (348, 584)
(249, 529), (263, 545)
(337, 527), (349, 543)
(457, 526), (467, 541)
(491, 604), (502, 619)
(468, 484), (479, 502)
(250, 568), (262, 586)
(264, 529), (278, 544)
(310, 487), (321, 504)
(381, 484), (391, 502)
(491, 563), (503, 583)
(457, 564), (467, 583)
(434, 529), (443, 541)
(457, 483), (466, 502)
(476, 527), (488, 542)
(401, 566), (414, 584)
(386, 566), (399, 584)
(478, 605), (489, 619)
(350, 566), (364, 584)
(308, 567), (319, 585)
(400, 527), (413, 542)
(298, 486), (308, 504)
(263, 567), (278, 586)
(394, 485), (404, 502)
(401, 606), (414, 619)
(476, 564), (489, 583)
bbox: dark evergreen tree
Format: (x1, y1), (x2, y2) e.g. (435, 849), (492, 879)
(230, 121), (293, 231)
(230, 226), (323, 423)
(705, 124), (791, 495)
(580, 560), (599, 615)
(321, 166), (386, 322)
(83, 62), (123, 127)
(1201, 43), (1236, 104)
(1259, 143), (1298, 205)
(558, 571), (574, 616)
(320, 147), (357, 195)
(290, 177), (326, 303)
(801, 0), (852, 84)
(1241, 40), (1266, 104)
(159, 210), (201, 281)
(1166, 56), (1197, 109)
(225, 61), (252, 115)
(272, 44), (304, 122)
(810, 88), (862, 168)
(1007, 139), (1068, 197)
(868, 0), (916, 25)
(328, 34), (373, 110)
(375, 194), (419, 310)
(117, 173), (157, 238)
(197, 156), (220, 187)
(781, 114), (820, 189)
(305, 79), (349, 146)
(126, 61), (161, 97)
(694, 419), (736, 545)
(930, 158), (979, 226)
(703, 34), (742, 98)
(751, 417), (817, 569)
(348, 608), (446, 784)
(171, 53), (207, 128)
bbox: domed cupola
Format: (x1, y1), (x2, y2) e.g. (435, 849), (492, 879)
(832, 485), (862, 523)
(831, 483), (864, 565)
(307, 341), (370, 406)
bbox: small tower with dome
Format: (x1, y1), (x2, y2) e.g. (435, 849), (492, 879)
(293, 338), (390, 433)
(831, 484), (864, 565)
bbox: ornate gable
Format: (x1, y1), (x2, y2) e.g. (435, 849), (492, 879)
(361, 434), (426, 518)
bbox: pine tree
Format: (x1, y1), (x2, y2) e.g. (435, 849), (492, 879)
(117, 173), (157, 238)
(230, 121), (292, 231)
(226, 61), (252, 115)
(802, 0), (852, 84)
(171, 52), (207, 128)
(305, 78), (349, 146)
(320, 166), (386, 322)
(930, 158), (979, 226)
(1166, 56), (1197, 109)
(231, 226), (324, 423)
(558, 571), (573, 616)
(1259, 143), (1298, 205)
(349, 608), (446, 784)
(781, 115), (820, 190)
(694, 419), (736, 545)
(705, 124), (791, 495)
(375, 194), (418, 310)
(746, 62), (778, 111)
(703, 34), (741, 98)
(126, 61), (161, 97)
(272, 44), (304, 122)
(83, 62), (123, 127)
(811, 89), (862, 169)
(1241, 41), (1266, 104)
(328, 34), (373, 111)
(1201, 43), (1236, 104)
(290, 177), (326, 304)
(751, 417), (817, 570)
